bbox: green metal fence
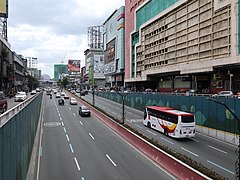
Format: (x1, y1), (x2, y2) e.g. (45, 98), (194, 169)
(0, 92), (43, 180)
(99, 92), (240, 135)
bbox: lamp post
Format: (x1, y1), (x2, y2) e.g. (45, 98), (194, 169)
(206, 98), (239, 179)
(114, 89), (129, 124)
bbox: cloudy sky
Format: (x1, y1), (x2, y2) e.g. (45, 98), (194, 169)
(7, 0), (124, 78)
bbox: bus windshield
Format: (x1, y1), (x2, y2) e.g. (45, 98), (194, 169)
(181, 115), (194, 123)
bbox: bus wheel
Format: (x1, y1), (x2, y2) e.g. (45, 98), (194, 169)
(147, 122), (151, 128)
(164, 129), (168, 136)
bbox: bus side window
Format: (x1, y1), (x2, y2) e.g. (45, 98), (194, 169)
(144, 108), (147, 120)
(161, 112), (166, 120)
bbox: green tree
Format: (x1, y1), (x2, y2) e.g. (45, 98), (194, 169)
(58, 77), (69, 88)
(27, 75), (39, 90)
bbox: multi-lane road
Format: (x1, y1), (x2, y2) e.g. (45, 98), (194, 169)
(78, 92), (237, 179)
(38, 93), (176, 180)
(5, 91), (238, 179)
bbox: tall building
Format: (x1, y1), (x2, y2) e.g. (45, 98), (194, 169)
(103, 6), (125, 87)
(54, 64), (68, 81)
(84, 49), (105, 87)
(26, 57), (37, 69)
(125, 0), (240, 93)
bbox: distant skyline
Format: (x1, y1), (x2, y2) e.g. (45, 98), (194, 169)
(8, 0), (125, 78)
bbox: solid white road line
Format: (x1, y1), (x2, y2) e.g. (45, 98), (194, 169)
(161, 137), (174, 145)
(207, 160), (234, 174)
(207, 145), (228, 154)
(190, 138), (200, 143)
(106, 154), (117, 167)
(134, 124), (143, 129)
(89, 133), (95, 140)
(126, 119), (132, 123)
(181, 147), (199, 157)
(74, 157), (81, 171)
(146, 130), (157, 136)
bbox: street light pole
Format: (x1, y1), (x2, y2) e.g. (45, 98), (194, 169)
(114, 89), (129, 124)
(122, 95), (125, 124)
(207, 98), (239, 179)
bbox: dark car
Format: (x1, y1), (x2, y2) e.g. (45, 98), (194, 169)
(79, 105), (91, 117)
(0, 91), (8, 114)
(80, 90), (85, 96)
(58, 98), (64, 105)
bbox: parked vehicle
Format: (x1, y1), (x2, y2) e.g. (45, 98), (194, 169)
(79, 105), (91, 117)
(212, 91), (233, 97)
(70, 98), (77, 105)
(30, 90), (37, 95)
(14, 91), (27, 102)
(236, 92), (240, 98)
(0, 91), (8, 113)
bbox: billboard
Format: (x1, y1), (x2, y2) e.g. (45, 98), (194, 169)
(106, 38), (115, 62)
(0, 0), (8, 18)
(93, 55), (105, 79)
(68, 60), (81, 72)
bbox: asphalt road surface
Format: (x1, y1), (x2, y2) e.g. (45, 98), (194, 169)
(79, 92), (237, 179)
(38, 93), (176, 180)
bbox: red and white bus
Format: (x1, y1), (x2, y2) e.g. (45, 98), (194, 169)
(143, 106), (195, 138)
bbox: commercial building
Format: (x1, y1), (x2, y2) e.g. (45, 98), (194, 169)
(84, 48), (105, 87)
(125, 0), (240, 93)
(103, 6), (125, 87)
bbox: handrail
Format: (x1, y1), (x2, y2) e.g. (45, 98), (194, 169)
(0, 92), (41, 128)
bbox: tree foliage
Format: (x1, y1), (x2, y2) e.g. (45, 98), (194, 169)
(58, 77), (69, 88)
(27, 75), (39, 90)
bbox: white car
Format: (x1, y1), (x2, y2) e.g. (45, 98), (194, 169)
(70, 98), (77, 105)
(31, 90), (37, 95)
(212, 91), (233, 97)
(56, 92), (61, 98)
(14, 92), (27, 102)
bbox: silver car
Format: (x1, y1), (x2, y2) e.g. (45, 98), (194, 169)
(79, 105), (91, 117)
(212, 91), (233, 97)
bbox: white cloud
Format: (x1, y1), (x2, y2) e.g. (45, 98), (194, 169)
(7, 0), (124, 78)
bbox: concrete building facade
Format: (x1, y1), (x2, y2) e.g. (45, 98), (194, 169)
(84, 48), (105, 88)
(125, 0), (240, 93)
(103, 6), (125, 87)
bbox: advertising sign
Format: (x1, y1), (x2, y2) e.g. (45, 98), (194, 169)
(0, 0), (8, 18)
(106, 39), (115, 62)
(93, 55), (105, 78)
(68, 60), (81, 72)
